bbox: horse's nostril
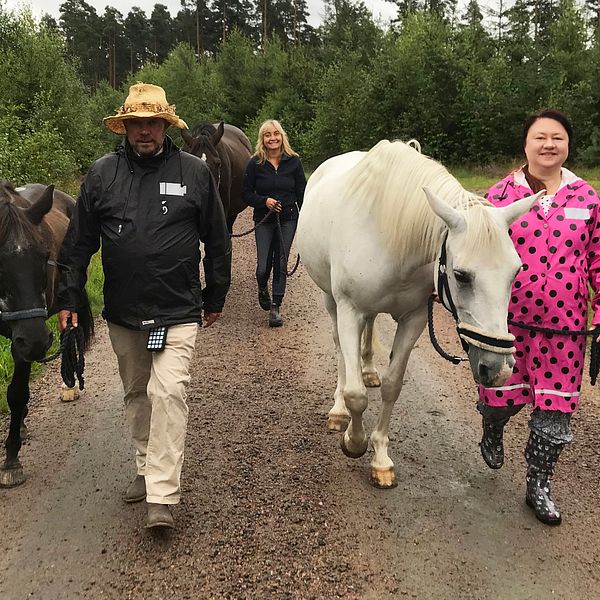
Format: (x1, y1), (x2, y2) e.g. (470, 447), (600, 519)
(479, 363), (490, 383)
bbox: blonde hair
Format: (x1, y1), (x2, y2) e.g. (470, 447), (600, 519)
(254, 119), (298, 164)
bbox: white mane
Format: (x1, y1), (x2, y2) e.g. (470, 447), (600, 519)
(343, 140), (499, 262)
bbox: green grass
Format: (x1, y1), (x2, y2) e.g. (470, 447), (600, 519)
(0, 253), (104, 414)
(451, 164), (600, 194)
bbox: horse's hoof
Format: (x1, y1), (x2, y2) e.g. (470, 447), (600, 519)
(0, 464), (26, 488)
(61, 386), (79, 402)
(327, 414), (350, 432)
(340, 434), (368, 459)
(371, 467), (397, 489)
(362, 371), (381, 387)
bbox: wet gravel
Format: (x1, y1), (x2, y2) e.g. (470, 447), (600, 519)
(1, 210), (600, 599)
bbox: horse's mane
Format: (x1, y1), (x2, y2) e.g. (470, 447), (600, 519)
(344, 140), (498, 262)
(0, 183), (41, 247)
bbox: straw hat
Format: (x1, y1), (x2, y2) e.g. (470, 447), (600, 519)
(103, 82), (188, 134)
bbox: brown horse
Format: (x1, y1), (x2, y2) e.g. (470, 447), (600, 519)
(0, 181), (93, 487)
(181, 122), (253, 232)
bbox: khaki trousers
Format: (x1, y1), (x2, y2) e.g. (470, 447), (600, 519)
(108, 322), (198, 504)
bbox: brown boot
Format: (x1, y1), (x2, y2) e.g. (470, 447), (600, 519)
(123, 474), (146, 503)
(146, 503), (175, 529)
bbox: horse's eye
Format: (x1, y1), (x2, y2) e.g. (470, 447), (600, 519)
(453, 270), (471, 285)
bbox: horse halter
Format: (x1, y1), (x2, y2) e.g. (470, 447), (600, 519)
(435, 231), (515, 355)
(0, 258), (58, 322)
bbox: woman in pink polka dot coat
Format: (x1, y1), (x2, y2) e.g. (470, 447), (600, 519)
(478, 109), (600, 526)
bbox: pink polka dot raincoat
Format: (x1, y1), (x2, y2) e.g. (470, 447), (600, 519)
(478, 168), (600, 413)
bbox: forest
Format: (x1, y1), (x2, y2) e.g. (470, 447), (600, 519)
(1, 0), (600, 188)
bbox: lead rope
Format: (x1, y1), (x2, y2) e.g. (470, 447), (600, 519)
(275, 213), (301, 276)
(38, 324), (86, 390)
(230, 209), (301, 276)
(427, 295), (466, 365)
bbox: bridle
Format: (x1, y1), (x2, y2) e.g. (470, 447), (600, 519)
(0, 258), (60, 322)
(433, 231), (516, 358)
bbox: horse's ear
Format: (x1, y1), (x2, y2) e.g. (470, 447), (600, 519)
(181, 128), (194, 147)
(495, 190), (542, 227)
(25, 185), (54, 225)
(212, 121), (225, 145)
(423, 187), (465, 231)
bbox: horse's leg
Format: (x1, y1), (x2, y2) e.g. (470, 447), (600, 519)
(0, 358), (31, 487)
(336, 301), (369, 458)
(323, 293), (350, 431)
(20, 403), (29, 442)
(361, 316), (381, 387)
(370, 311), (427, 489)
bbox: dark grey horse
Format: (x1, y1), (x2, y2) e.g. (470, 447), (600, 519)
(181, 122), (253, 232)
(0, 181), (93, 487)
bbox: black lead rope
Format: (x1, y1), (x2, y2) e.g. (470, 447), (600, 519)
(38, 325), (86, 390)
(427, 295), (466, 365)
(230, 209), (301, 276)
(275, 213), (301, 276)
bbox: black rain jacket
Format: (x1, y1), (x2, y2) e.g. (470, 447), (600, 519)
(242, 154), (306, 223)
(57, 136), (231, 329)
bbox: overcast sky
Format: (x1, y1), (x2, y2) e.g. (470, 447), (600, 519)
(2, 0), (398, 27)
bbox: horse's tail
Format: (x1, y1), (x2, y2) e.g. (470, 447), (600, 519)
(77, 289), (94, 351)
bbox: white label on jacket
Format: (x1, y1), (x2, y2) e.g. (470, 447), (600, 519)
(159, 182), (187, 196)
(564, 207), (589, 220)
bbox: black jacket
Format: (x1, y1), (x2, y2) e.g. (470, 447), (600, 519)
(242, 154), (306, 222)
(57, 137), (231, 330)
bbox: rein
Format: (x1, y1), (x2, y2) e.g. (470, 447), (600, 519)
(37, 324), (86, 390)
(231, 209), (301, 277)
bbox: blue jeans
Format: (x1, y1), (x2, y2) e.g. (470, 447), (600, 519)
(255, 218), (297, 306)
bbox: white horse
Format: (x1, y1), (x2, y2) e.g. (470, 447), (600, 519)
(297, 140), (542, 488)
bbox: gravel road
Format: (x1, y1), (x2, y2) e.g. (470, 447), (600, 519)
(1, 210), (599, 600)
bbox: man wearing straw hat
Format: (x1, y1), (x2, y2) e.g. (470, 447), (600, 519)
(57, 83), (231, 530)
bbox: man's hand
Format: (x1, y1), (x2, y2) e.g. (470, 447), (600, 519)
(203, 312), (221, 328)
(58, 309), (78, 332)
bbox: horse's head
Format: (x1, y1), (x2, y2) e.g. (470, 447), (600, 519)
(424, 187), (543, 387)
(181, 122), (225, 186)
(0, 182), (55, 361)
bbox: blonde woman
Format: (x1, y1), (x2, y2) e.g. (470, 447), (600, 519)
(242, 120), (306, 327)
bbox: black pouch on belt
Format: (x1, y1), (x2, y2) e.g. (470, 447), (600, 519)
(147, 326), (168, 352)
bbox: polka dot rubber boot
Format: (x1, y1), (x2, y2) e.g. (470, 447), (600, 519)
(480, 419), (506, 469)
(524, 431), (564, 526)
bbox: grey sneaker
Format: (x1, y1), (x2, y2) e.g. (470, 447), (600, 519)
(123, 474), (146, 503)
(146, 503), (175, 529)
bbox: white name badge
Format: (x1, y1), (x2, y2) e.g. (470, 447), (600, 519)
(564, 207), (590, 220)
(159, 182), (187, 196)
